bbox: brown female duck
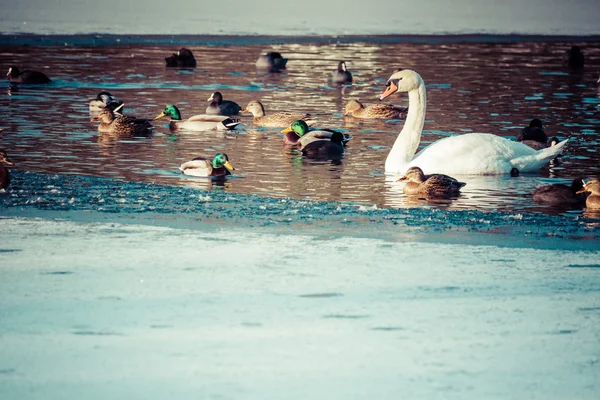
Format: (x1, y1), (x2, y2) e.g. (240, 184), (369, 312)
(397, 166), (466, 197)
(576, 178), (600, 209)
(242, 100), (314, 128)
(344, 100), (406, 119)
(532, 178), (587, 206)
(92, 108), (152, 135)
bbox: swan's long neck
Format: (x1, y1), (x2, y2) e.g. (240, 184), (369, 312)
(385, 84), (426, 173)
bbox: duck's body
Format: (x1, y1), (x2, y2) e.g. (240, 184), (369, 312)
(179, 153), (234, 177)
(344, 100), (406, 119)
(256, 52), (288, 70)
(533, 178), (587, 206)
(242, 100), (314, 128)
(206, 92), (241, 116)
(564, 46), (584, 69)
(7, 66), (51, 84)
(281, 120), (350, 148)
(576, 178), (600, 209)
(165, 48), (197, 68)
(0, 150), (14, 189)
(89, 91), (124, 114)
(398, 166), (465, 197)
(380, 69), (567, 175)
(93, 109), (152, 135)
(301, 132), (345, 159)
(331, 61), (352, 84)
(155, 105), (239, 131)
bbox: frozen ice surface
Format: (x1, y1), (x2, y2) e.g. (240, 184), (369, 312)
(0, 216), (599, 399)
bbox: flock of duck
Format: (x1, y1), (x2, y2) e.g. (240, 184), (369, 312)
(2, 46), (599, 210)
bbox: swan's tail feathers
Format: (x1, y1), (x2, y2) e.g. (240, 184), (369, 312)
(510, 138), (568, 172)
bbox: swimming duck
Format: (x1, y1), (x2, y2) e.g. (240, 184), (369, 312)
(516, 118), (559, 150)
(532, 178), (587, 206)
(155, 104), (240, 131)
(301, 131), (346, 159)
(380, 69), (567, 175)
(564, 46), (584, 69)
(0, 150), (14, 189)
(256, 52), (288, 70)
(179, 153), (235, 177)
(281, 120), (350, 147)
(165, 48), (197, 68)
(7, 66), (51, 84)
(206, 92), (242, 116)
(89, 91), (124, 114)
(241, 100), (314, 128)
(92, 108), (152, 135)
(344, 100), (407, 119)
(397, 166), (466, 197)
(576, 178), (600, 209)
(331, 61), (352, 84)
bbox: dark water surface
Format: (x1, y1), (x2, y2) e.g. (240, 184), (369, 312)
(1, 38), (599, 214)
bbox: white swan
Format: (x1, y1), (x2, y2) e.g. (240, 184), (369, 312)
(380, 69), (568, 175)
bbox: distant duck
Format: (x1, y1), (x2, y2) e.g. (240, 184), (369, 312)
(0, 150), (14, 189)
(532, 178), (587, 206)
(256, 52), (288, 70)
(576, 178), (600, 209)
(206, 92), (242, 116)
(242, 100), (314, 128)
(155, 104), (239, 131)
(6, 66), (51, 84)
(344, 100), (407, 120)
(92, 108), (152, 135)
(281, 120), (350, 147)
(89, 91), (123, 114)
(564, 45), (584, 69)
(397, 166), (466, 197)
(179, 153), (234, 177)
(165, 48), (197, 68)
(331, 61), (352, 84)
(301, 131), (346, 159)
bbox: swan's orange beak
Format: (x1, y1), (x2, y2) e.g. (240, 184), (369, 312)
(380, 81), (398, 100)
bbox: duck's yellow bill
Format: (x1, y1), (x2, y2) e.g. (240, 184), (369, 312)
(154, 112), (166, 120)
(380, 81), (398, 100)
(224, 161), (235, 171)
(281, 127), (293, 133)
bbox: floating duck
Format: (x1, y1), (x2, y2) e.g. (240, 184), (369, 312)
(331, 61), (352, 84)
(0, 150), (14, 189)
(344, 100), (406, 119)
(576, 178), (600, 209)
(92, 107), (152, 135)
(165, 48), (197, 68)
(301, 131), (346, 159)
(532, 178), (588, 206)
(179, 153), (235, 177)
(256, 52), (288, 70)
(7, 66), (51, 84)
(242, 100), (314, 128)
(155, 104), (239, 131)
(397, 166), (466, 197)
(564, 46), (584, 69)
(206, 92), (242, 116)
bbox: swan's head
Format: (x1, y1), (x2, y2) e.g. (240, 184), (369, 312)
(380, 69), (423, 100)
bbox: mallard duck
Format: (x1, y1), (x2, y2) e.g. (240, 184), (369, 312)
(331, 61), (352, 84)
(89, 91), (124, 114)
(344, 99), (406, 120)
(564, 46), (584, 69)
(256, 52), (288, 70)
(179, 153), (235, 177)
(300, 131), (345, 159)
(397, 166), (466, 197)
(281, 120), (350, 147)
(206, 92), (241, 116)
(533, 178), (587, 206)
(92, 108), (152, 135)
(516, 118), (559, 150)
(155, 104), (239, 131)
(241, 100), (314, 128)
(576, 178), (600, 209)
(165, 48), (197, 68)
(7, 66), (51, 84)
(0, 150), (14, 189)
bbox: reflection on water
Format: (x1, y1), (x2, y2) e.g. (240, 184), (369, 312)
(0, 40), (598, 215)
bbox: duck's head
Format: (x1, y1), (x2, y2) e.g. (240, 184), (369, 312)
(577, 178), (600, 195)
(213, 153), (234, 171)
(344, 100), (363, 115)
(0, 150), (14, 166)
(330, 131), (345, 145)
(529, 118), (543, 129)
(281, 120), (309, 136)
(6, 66), (19, 77)
(155, 104), (181, 120)
(397, 166), (425, 183)
(241, 100), (265, 117)
(338, 61), (348, 72)
(380, 69), (423, 100)
(92, 108), (116, 123)
(208, 92), (223, 104)
(267, 52), (283, 59)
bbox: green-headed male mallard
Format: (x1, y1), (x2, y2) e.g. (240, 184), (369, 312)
(179, 153), (235, 177)
(7, 66), (51, 84)
(576, 178), (600, 209)
(281, 120), (350, 148)
(241, 100), (314, 128)
(344, 99), (406, 120)
(155, 104), (239, 131)
(92, 108), (152, 135)
(0, 150), (14, 189)
(206, 92), (241, 116)
(397, 166), (466, 198)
